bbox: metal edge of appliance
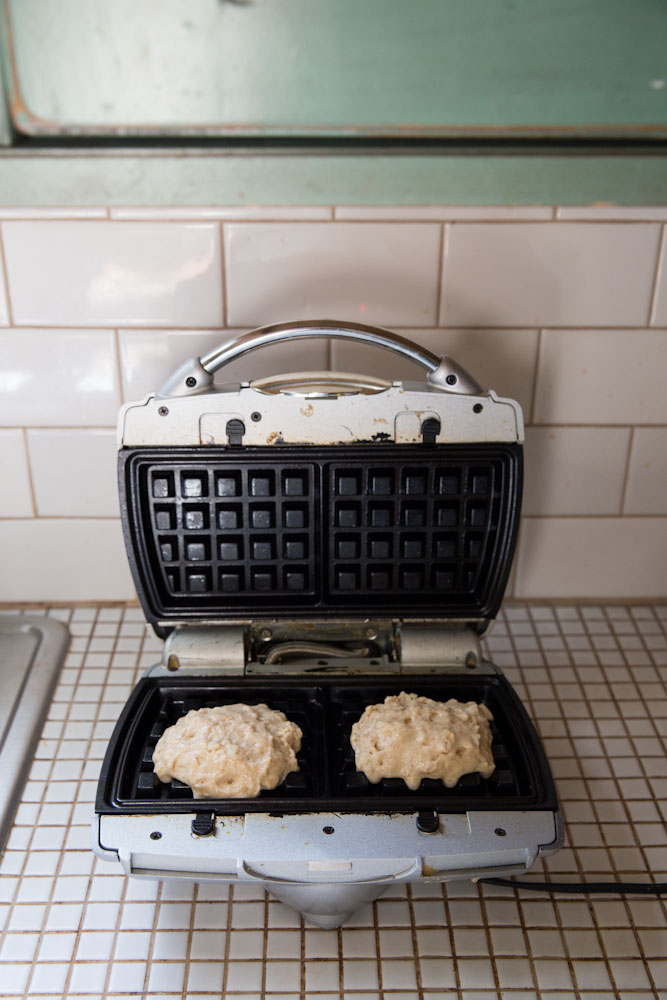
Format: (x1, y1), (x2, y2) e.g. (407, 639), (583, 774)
(0, 615), (70, 853)
(93, 320), (563, 928)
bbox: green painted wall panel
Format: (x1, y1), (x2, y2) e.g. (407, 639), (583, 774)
(0, 151), (665, 206)
(4, 0), (667, 138)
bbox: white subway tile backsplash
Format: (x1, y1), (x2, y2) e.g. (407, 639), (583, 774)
(650, 228), (667, 326)
(118, 328), (328, 401)
(534, 329), (667, 424)
(111, 206), (332, 220)
(523, 427), (631, 516)
(1, 222), (223, 327)
(335, 206), (553, 220)
(624, 428), (667, 515)
(0, 245), (8, 326)
(515, 518), (667, 598)
(0, 519), (135, 601)
(557, 207), (667, 221)
(331, 328), (539, 415)
(0, 430), (33, 516)
(27, 430), (118, 517)
(441, 223), (661, 327)
(0, 330), (120, 426)
(0, 207), (665, 603)
(224, 222), (441, 327)
(0, 208), (107, 219)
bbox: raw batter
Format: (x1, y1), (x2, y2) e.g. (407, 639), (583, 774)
(350, 691), (495, 789)
(152, 703), (302, 798)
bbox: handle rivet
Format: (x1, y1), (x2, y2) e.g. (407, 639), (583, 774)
(185, 376), (197, 388)
(473, 403), (483, 413)
(323, 826), (335, 835)
(446, 374), (458, 385)
(150, 831), (162, 840)
(158, 406), (169, 417)
(251, 412), (262, 422)
(260, 628), (272, 641)
(495, 827), (507, 837)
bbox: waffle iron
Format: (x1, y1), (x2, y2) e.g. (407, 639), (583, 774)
(93, 320), (563, 928)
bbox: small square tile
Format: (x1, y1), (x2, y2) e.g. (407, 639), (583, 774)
(264, 960), (301, 992)
(304, 961), (340, 992)
(305, 930), (339, 959)
(456, 957), (495, 988)
(495, 957), (534, 988)
(380, 960), (418, 991)
(186, 962), (224, 992)
(108, 961), (148, 992)
(342, 960), (379, 991)
(226, 961), (263, 992)
(27, 962), (71, 995)
(342, 929), (377, 958)
(113, 930), (152, 960)
(68, 961), (109, 993)
(533, 959), (574, 990)
(419, 958), (457, 989)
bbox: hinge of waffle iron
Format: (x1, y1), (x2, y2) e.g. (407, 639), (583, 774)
(398, 623), (482, 672)
(160, 621), (484, 675)
(161, 626), (246, 674)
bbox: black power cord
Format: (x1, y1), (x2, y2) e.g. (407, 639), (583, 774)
(480, 877), (667, 896)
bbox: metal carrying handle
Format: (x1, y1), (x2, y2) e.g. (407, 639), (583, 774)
(156, 320), (484, 399)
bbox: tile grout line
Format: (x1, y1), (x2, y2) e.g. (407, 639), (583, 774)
(336, 923), (344, 997)
(299, 905), (305, 999)
(529, 328), (543, 425)
(179, 879), (200, 998)
(440, 879), (460, 998)
(91, 606), (130, 1000)
(647, 222), (665, 326)
(260, 884), (269, 998)
(0, 223), (16, 327)
(619, 426), (636, 515)
(594, 608), (657, 996)
(21, 428), (38, 518)
(371, 895), (384, 998)
(71, 606), (135, 999)
(476, 881), (503, 998)
(435, 223), (446, 326)
(570, 604), (659, 995)
(405, 883), (424, 1000)
(502, 611), (551, 998)
(220, 222), (228, 329)
(219, 882), (234, 998)
(112, 329), (125, 406)
(589, 605), (657, 995)
(24, 606), (102, 1000)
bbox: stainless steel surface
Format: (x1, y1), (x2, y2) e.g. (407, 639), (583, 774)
(95, 808), (562, 927)
(162, 626), (246, 674)
(399, 623), (482, 670)
(155, 321), (484, 398)
(0, 616), (69, 852)
(249, 371), (393, 398)
(120, 385), (521, 448)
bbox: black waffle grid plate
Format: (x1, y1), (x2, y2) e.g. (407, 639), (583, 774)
(96, 674), (557, 816)
(120, 444), (522, 625)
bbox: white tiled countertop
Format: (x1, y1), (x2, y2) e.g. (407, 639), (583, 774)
(0, 602), (666, 999)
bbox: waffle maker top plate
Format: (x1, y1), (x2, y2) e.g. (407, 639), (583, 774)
(93, 320), (563, 928)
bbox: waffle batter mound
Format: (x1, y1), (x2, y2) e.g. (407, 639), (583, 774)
(350, 691), (495, 790)
(152, 704), (302, 798)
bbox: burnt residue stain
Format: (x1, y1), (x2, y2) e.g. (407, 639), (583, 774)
(266, 431), (284, 445)
(371, 432), (391, 442)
